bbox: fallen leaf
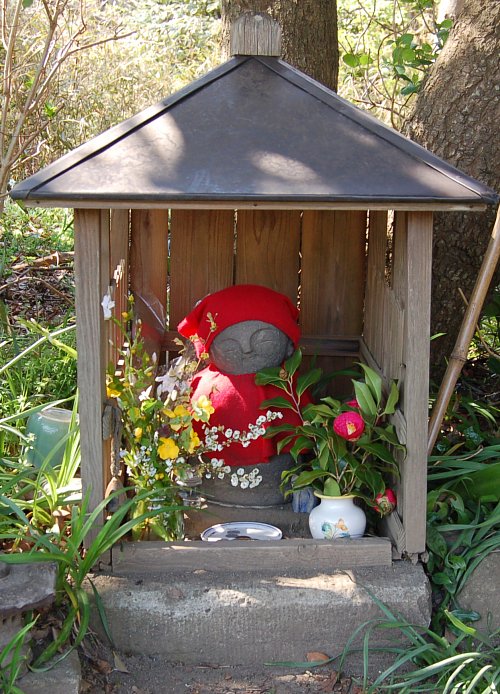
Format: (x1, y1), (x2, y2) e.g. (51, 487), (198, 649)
(306, 651), (331, 662)
(319, 670), (339, 692)
(95, 657), (113, 675)
(113, 651), (130, 673)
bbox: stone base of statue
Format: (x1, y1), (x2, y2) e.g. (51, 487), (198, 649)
(201, 455), (292, 507)
(183, 455), (314, 539)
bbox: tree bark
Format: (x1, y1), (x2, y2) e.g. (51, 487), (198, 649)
(221, 0), (338, 92)
(405, 1), (500, 375)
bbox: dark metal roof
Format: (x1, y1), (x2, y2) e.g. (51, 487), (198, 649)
(10, 56), (497, 208)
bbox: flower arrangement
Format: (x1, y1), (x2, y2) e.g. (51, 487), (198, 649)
(105, 305), (282, 539)
(255, 349), (404, 516)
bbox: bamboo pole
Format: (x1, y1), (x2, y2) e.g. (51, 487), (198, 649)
(428, 207), (500, 456)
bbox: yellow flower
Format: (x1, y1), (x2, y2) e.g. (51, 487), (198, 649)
(192, 395), (215, 421)
(188, 429), (201, 454)
(164, 405), (190, 419)
(155, 472), (165, 480)
(134, 427), (143, 440)
(164, 404), (190, 431)
(158, 437), (179, 460)
(106, 386), (121, 398)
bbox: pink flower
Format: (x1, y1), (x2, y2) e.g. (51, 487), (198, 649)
(373, 489), (397, 516)
(346, 399), (360, 409)
(333, 411), (365, 441)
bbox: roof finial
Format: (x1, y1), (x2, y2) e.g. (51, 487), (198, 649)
(230, 12), (282, 57)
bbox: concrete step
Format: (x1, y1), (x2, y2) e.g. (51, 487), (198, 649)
(89, 544), (431, 671)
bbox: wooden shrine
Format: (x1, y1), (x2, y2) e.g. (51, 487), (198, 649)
(10, 14), (497, 561)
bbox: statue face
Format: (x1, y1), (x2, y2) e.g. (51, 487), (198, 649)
(209, 320), (293, 375)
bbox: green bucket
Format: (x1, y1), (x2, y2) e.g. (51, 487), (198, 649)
(25, 407), (77, 469)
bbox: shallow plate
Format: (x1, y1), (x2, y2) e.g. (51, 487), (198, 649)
(201, 522), (282, 542)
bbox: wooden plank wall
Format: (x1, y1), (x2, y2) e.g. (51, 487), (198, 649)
(301, 210), (366, 392)
(169, 210), (234, 330)
(363, 210), (432, 555)
(108, 210), (130, 367)
(168, 209), (366, 374)
(130, 210), (169, 357)
(234, 210), (301, 301)
(364, 211), (405, 382)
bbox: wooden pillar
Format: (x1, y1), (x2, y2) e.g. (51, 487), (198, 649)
(401, 211), (433, 555)
(74, 208), (110, 541)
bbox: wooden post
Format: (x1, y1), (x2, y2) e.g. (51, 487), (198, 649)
(401, 211), (433, 555)
(74, 209), (110, 543)
(230, 12), (281, 56)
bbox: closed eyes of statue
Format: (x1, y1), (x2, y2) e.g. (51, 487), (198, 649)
(209, 320), (294, 375)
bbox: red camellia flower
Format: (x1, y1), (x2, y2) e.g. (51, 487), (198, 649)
(374, 489), (397, 516)
(333, 411), (365, 441)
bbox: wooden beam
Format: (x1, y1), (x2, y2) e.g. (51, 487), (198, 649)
(230, 12), (282, 57)
(19, 200), (488, 212)
(111, 537), (393, 574)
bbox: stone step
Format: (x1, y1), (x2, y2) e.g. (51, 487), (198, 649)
(89, 544), (431, 671)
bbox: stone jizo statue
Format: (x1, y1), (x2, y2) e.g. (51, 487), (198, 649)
(177, 285), (308, 503)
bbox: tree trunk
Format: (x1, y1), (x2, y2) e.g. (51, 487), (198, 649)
(405, 1), (500, 375)
(221, 0), (338, 92)
(437, 0), (464, 22)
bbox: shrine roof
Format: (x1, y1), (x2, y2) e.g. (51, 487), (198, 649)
(10, 56), (497, 209)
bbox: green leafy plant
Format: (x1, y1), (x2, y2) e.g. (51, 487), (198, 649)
(0, 319), (76, 458)
(0, 396), (80, 540)
(338, 0), (451, 127)
(0, 487), (173, 667)
(340, 594), (500, 692)
(426, 448), (500, 632)
(106, 311), (284, 539)
(256, 350), (403, 511)
(271, 594), (500, 692)
(0, 615), (38, 694)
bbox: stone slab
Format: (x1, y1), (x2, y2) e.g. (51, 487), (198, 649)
(17, 649), (81, 694)
(89, 561), (431, 669)
(0, 562), (57, 617)
(458, 551), (500, 634)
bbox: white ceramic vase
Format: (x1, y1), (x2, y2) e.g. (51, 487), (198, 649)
(308, 494), (366, 540)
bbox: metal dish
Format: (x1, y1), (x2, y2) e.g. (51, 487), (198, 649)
(200, 522), (282, 542)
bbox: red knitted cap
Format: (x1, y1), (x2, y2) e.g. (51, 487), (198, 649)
(177, 284), (300, 357)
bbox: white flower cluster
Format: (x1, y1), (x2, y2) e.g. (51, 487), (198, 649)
(203, 458), (232, 480)
(202, 410), (283, 452)
(156, 353), (195, 399)
(122, 444), (154, 479)
(230, 467), (263, 489)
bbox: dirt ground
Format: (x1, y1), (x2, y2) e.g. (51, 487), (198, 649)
(79, 639), (367, 694)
